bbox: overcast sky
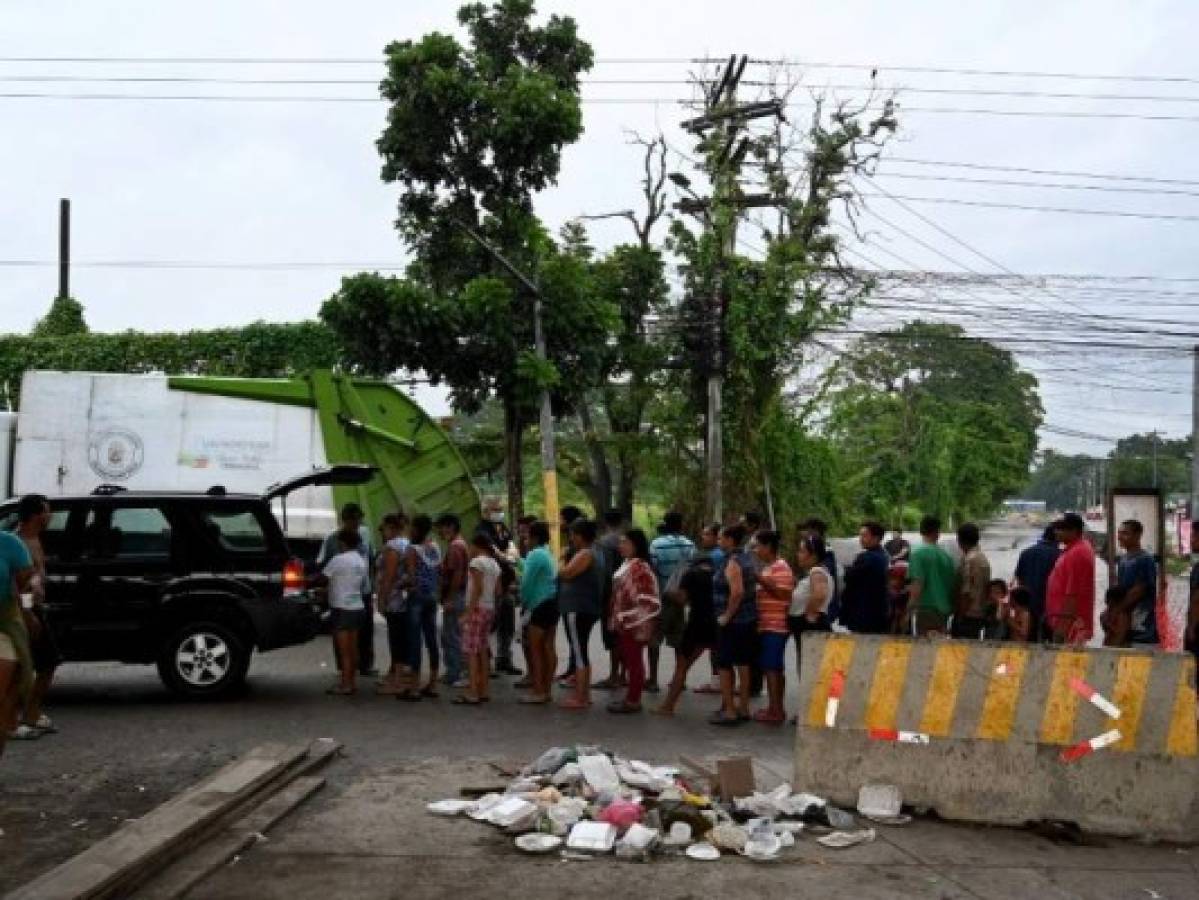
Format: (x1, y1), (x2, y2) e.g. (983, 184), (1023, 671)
(1, 0), (1194, 457)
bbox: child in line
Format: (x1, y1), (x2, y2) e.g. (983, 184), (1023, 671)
(456, 534), (502, 705)
(316, 528), (370, 695)
(1007, 587), (1033, 642)
(1102, 585), (1131, 647)
(986, 579), (1009, 639)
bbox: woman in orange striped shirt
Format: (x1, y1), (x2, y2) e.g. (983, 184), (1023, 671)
(753, 531), (795, 725)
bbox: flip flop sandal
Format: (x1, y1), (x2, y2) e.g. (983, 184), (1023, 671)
(452, 695), (481, 705)
(606, 701), (642, 714)
(708, 712), (742, 727)
(519, 695), (551, 705)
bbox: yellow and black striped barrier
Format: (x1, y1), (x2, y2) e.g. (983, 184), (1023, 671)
(794, 633), (1199, 839)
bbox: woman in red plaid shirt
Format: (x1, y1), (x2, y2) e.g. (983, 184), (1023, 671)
(607, 529), (661, 715)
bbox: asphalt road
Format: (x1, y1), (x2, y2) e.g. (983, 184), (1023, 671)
(0, 622), (800, 893)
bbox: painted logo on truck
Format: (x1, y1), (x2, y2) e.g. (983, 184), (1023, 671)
(88, 429), (145, 480)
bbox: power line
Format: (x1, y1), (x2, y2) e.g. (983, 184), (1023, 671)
(0, 91), (681, 104)
(859, 191), (1199, 222)
(876, 171), (1199, 200)
(859, 175), (1097, 321)
(0, 259), (409, 270)
(744, 59), (1199, 86)
(7, 55), (1199, 85)
(0, 74), (720, 87)
(885, 156), (1199, 188)
(10, 90), (1199, 122)
(12, 73), (1199, 106)
(0, 56), (705, 65)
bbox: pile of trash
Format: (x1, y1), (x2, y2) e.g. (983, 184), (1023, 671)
(425, 746), (905, 861)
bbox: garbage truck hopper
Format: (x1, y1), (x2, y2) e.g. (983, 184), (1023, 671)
(168, 370), (481, 541)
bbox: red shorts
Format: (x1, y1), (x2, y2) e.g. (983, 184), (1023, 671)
(461, 607), (495, 655)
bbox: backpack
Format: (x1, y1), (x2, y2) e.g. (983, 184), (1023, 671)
(496, 553), (517, 597)
(659, 560), (696, 649)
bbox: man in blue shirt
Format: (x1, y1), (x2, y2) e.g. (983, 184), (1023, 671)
(648, 511), (694, 693)
(840, 521), (891, 634)
(1014, 523), (1061, 641)
(1114, 519), (1159, 647)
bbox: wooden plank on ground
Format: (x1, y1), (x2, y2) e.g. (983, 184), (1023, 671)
(131, 777), (326, 900)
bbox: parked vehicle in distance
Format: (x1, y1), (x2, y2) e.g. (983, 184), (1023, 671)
(0, 464), (375, 698)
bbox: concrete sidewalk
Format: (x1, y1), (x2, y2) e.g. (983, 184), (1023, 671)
(192, 757), (1199, 900)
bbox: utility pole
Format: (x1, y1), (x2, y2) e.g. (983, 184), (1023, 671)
(58, 197), (70, 299)
(1148, 429), (1162, 488)
(453, 220), (560, 557)
(678, 54), (783, 525)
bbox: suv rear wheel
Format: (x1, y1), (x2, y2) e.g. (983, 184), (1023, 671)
(157, 620), (250, 698)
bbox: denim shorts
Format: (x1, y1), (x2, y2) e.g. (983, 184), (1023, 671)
(758, 631), (788, 672)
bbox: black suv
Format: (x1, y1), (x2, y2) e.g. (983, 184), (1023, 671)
(0, 465), (375, 698)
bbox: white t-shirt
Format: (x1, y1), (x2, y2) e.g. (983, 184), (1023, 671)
(790, 565), (832, 617)
(469, 555), (502, 611)
(324, 550), (368, 611)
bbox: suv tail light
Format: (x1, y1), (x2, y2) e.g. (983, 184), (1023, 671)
(283, 559), (306, 596)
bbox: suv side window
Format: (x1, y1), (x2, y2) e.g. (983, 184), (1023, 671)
(83, 505), (172, 560)
(201, 507), (269, 553)
(39, 509), (71, 562)
(0, 507), (72, 561)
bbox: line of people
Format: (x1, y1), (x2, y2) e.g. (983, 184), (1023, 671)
(314, 503), (1188, 720)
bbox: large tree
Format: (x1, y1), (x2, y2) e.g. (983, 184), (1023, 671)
(322, 0), (597, 518)
(828, 321), (1043, 524)
(553, 137), (674, 517)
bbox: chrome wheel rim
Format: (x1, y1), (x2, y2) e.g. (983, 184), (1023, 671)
(176, 632), (231, 686)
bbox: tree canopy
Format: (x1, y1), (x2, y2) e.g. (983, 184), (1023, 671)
(323, 0), (597, 519)
(31, 296), (89, 338)
(827, 321), (1043, 526)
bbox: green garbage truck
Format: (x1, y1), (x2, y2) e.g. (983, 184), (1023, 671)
(3, 369), (481, 558)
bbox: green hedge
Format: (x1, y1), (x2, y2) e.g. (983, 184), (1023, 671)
(0, 322), (340, 409)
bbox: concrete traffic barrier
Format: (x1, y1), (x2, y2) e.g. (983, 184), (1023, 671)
(794, 633), (1199, 840)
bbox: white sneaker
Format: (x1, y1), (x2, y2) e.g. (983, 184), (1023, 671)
(35, 715), (56, 733)
(9, 724), (41, 741)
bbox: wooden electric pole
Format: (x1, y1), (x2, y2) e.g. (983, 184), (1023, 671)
(678, 55), (784, 525)
(58, 197), (70, 299)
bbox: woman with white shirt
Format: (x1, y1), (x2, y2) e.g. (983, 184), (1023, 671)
(455, 533), (502, 706)
(788, 534), (833, 689)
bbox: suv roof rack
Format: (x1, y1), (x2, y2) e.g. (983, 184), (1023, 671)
(92, 484), (128, 496)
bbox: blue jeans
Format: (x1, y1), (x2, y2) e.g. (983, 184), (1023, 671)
(405, 593), (439, 677)
(439, 594), (465, 684)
